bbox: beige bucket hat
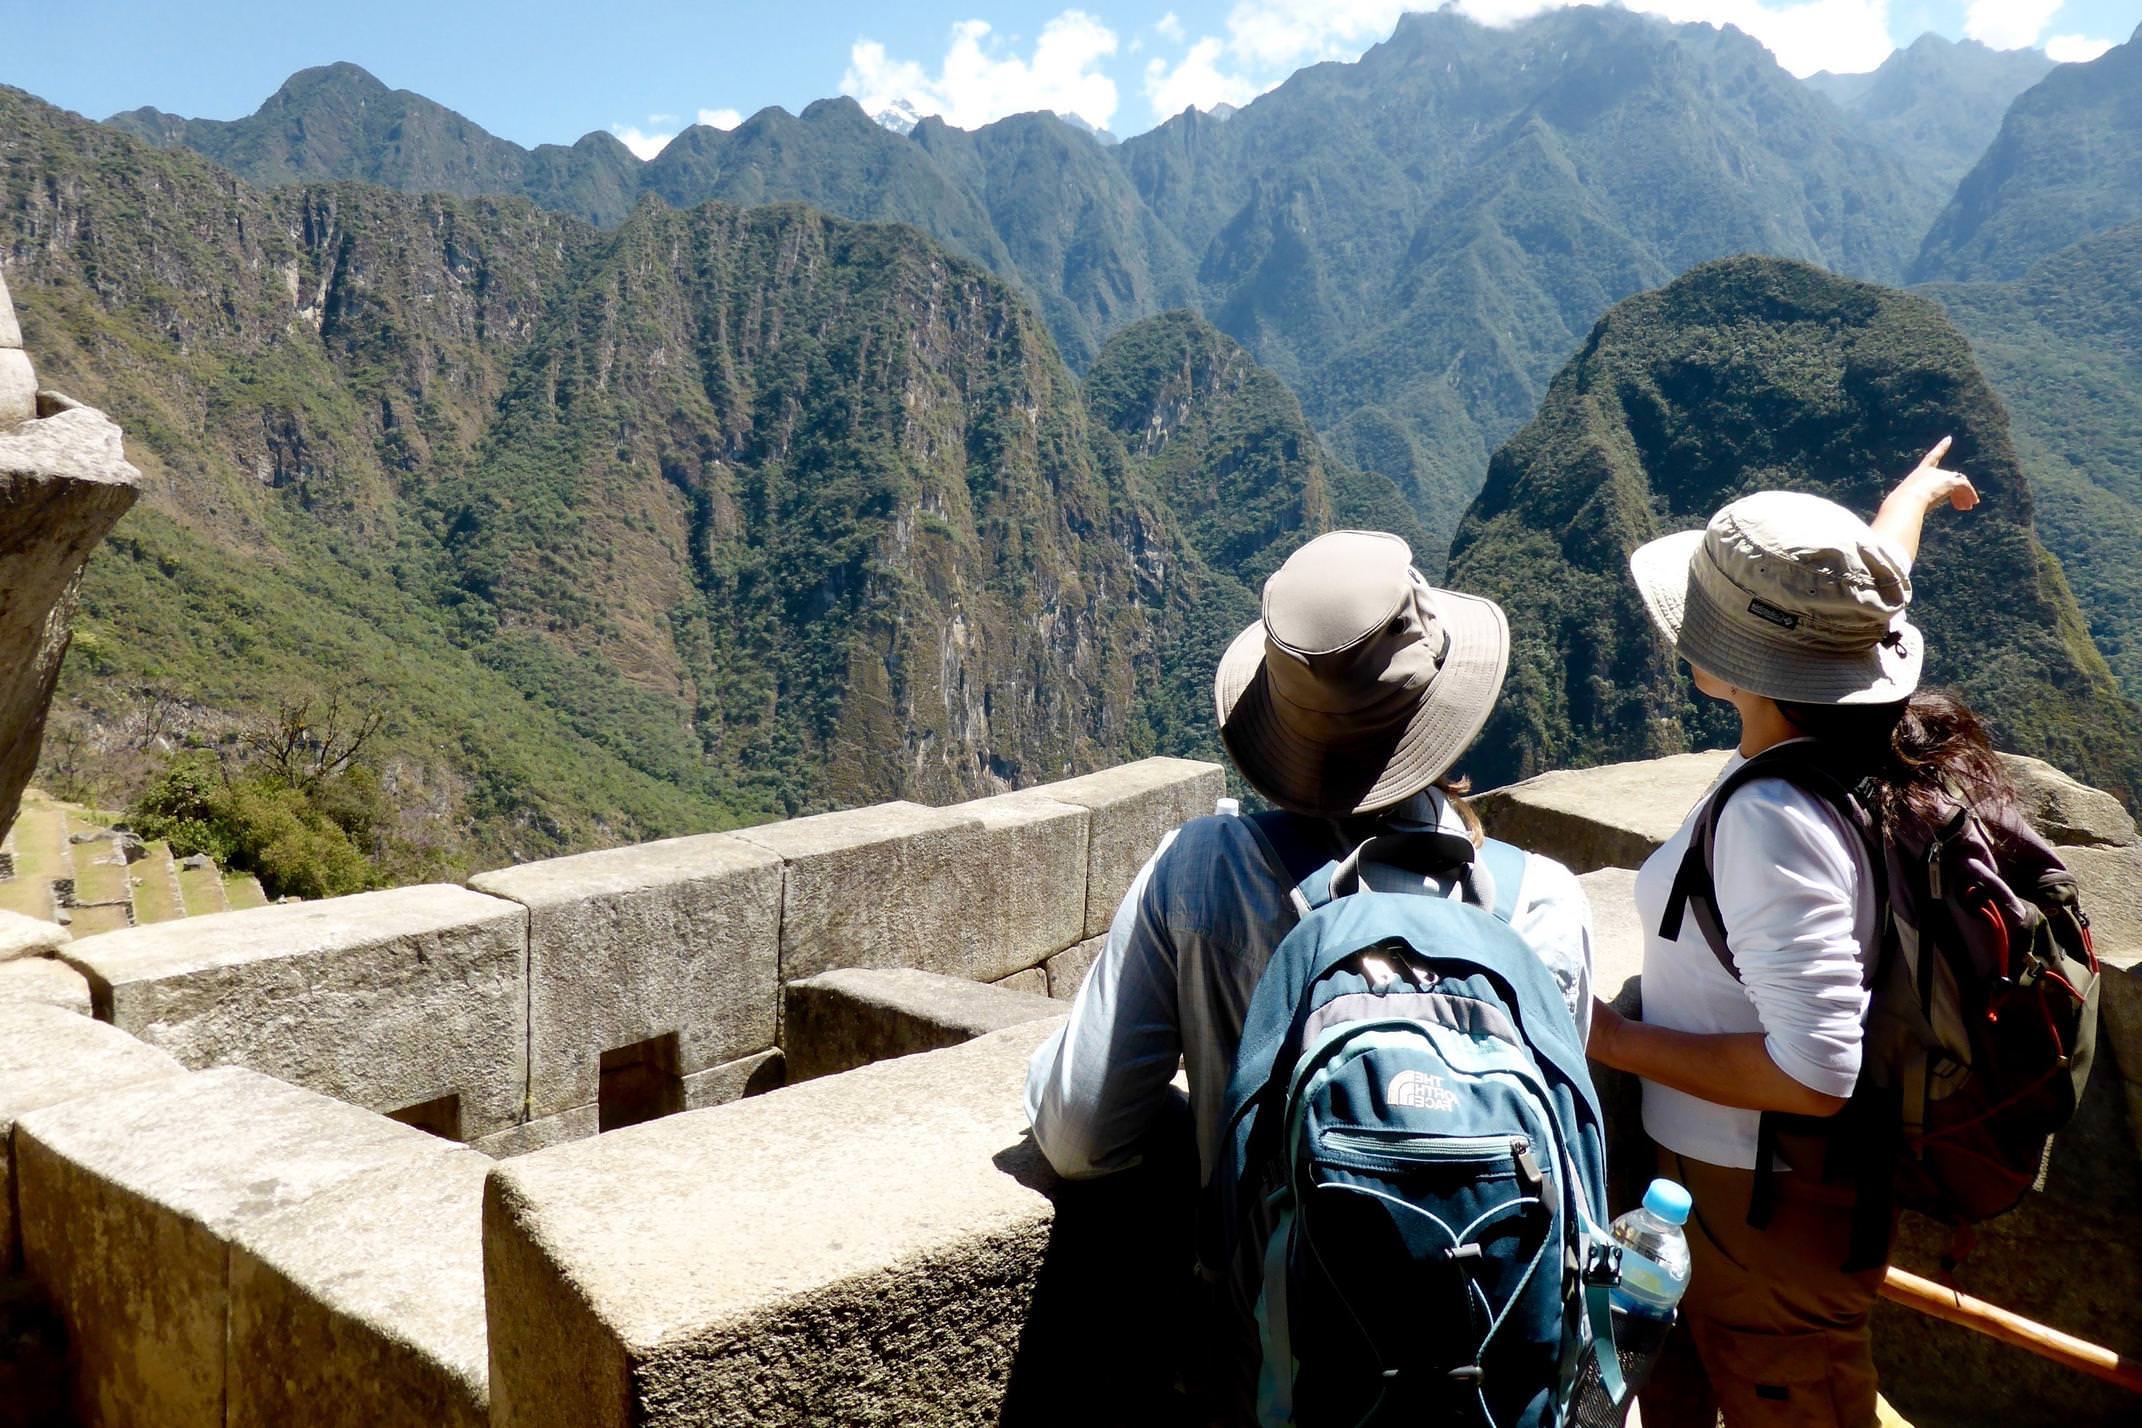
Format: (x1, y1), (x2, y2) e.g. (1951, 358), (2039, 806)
(1215, 530), (1509, 818)
(1628, 490), (1921, 705)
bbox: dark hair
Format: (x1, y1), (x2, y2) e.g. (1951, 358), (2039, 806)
(1435, 772), (1485, 848)
(1774, 688), (2012, 832)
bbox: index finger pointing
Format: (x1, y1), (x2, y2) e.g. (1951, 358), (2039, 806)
(1917, 435), (1954, 470)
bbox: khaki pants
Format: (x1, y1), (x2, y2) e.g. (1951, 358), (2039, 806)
(1639, 1145), (1891, 1428)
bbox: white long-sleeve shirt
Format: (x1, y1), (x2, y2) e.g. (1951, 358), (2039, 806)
(1635, 750), (1878, 1169)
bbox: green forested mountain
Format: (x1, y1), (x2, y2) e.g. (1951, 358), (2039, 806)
(1805, 35), (2054, 200)
(106, 62), (646, 226)
(1446, 258), (2142, 797)
(1911, 25), (2142, 282)
(1928, 221), (2142, 694)
(909, 112), (1197, 368)
(1122, 7), (1934, 553)
(97, 8), (1939, 559)
(2, 84), (1353, 872)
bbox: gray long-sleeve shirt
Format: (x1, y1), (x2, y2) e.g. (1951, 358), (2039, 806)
(1024, 790), (1594, 1184)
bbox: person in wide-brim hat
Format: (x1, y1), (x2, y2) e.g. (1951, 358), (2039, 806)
(1026, 525), (1592, 1420)
(1213, 529), (1510, 818)
(1593, 443), (1998, 1428)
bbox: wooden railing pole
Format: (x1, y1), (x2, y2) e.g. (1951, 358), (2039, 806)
(1881, 1265), (2142, 1395)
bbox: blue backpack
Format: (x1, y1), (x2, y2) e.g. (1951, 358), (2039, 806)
(1211, 813), (1624, 1428)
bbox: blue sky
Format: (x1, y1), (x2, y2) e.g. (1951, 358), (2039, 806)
(6, 1), (2137, 152)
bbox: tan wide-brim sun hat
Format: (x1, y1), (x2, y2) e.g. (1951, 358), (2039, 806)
(1628, 490), (1923, 706)
(1215, 530), (1509, 818)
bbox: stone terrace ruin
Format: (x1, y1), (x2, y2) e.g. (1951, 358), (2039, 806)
(2, 757), (1223, 1426)
(4, 744), (2140, 1426)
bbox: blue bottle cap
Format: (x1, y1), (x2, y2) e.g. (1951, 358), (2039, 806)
(1643, 1178), (1692, 1226)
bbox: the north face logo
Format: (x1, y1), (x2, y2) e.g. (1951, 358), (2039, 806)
(1387, 1071), (1459, 1112)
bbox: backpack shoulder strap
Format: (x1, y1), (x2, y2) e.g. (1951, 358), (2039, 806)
(1243, 809), (1512, 918)
(1477, 837), (1526, 925)
(1239, 810), (1341, 918)
(1660, 742), (1881, 982)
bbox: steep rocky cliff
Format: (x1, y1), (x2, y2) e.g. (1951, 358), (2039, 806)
(3, 86), (1300, 868)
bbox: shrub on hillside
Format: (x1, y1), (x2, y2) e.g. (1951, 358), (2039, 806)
(129, 750), (384, 900)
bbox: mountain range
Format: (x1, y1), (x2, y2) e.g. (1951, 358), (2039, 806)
(7, 80), (1430, 868)
(1806, 35), (2054, 201)
(101, 9), (2015, 561)
(8, 9), (2142, 868)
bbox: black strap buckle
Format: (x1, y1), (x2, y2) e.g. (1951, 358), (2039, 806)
(1584, 1241), (1623, 1287)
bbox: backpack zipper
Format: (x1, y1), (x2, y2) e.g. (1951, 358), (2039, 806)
(1320, 1131), (1526, 1161)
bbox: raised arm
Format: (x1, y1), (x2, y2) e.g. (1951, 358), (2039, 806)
(1871, 435), (1979, 566)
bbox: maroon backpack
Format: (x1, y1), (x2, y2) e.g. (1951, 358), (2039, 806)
(1662, 740), (2101, 1268)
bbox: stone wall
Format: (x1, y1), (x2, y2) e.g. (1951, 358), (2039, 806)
(51, 755), (1221, 1155)
(7, 747), (2140, 1425)
(0, 755), (1218, 1426)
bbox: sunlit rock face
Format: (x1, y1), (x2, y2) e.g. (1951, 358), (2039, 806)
(0, 266), (141, 838)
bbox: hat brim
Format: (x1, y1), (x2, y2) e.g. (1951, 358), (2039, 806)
(1214, 589), (1510, 817)
(1628, 530), (1923, 706)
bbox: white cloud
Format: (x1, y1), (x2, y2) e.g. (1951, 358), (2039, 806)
(2044, 32), (2116, 62)
(698, 107), (743, 129)
(1145, 36), (1267, 116)
(1619, 0), (1897, 75)
(1156, 12), (1187, 43)
(609, 123), (675, 160)
(842, 11), (1120, 131)
(1138, 0), (1902, 120)
(1963, 0), (2064, 50)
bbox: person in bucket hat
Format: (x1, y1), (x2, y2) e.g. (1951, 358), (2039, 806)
(1590, 441), (1994, 1428)
(1023, 529), (1596, 1413)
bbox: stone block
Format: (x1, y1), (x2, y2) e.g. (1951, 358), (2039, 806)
(0, 265), (20, 348)
(62, 885), (528, 1136)
(0, 908), (65, 961)
(1576, 866), (1644, 1009)
(993, 966), (1049, 997)
(0, 400), (139, 834)
(2000, 752), (2136, 847)
(0, 1002), (182, 1271)
(0, 349), (31, 427)
(732, 801), (991, 984)
(680, 1047), (784, 1110)
(1475, 750), (1731, 874)
(14, 1066), (461, 1428)
(472, 1106), (600, 1161)
(486, 1021), (1177, 1428)
(2099, 964), (2142, 1161)
(469, 834), (781, 1120)
(945, 789), (1091, 979)
(2055, 844), (2142, 968)
(228, 1153), (490, 1428)
(0, 954), (88, 1014)
(783, 967), (1066, 1082)
(1027, 758), (1226, 937)
(1574, 868), (1647, 1211)
(1045, 934), (1107, 1000)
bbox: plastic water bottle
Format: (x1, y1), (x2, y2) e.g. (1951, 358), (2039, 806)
(1571, 1178), (1693, 1425)
(1215, 796), (1241, 816)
